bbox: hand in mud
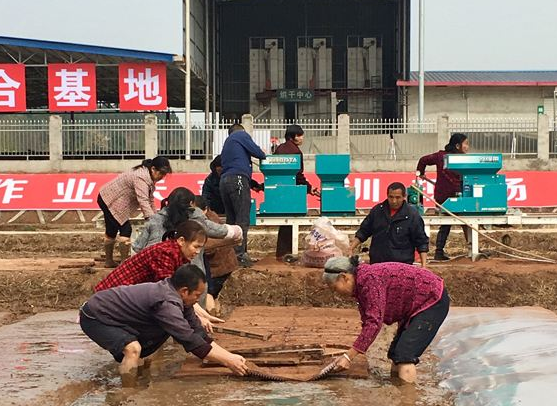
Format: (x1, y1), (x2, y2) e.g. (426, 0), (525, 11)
(333, 355), (351, 371)
(199, 316), (214, 333)
(205, 314), (225, 324)
(226, 354), (248, 376)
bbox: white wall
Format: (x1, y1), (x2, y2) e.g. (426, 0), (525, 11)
(0, 0), (183, 55)
(406, 86), (554, 120)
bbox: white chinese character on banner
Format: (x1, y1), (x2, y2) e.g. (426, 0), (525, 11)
(506, 178), (527, 201)
(54, 69), (91, 106)
(153, 180), (168, 201)
(345, 177), (380, 202)
(123, 68), (162, 106)
(0, 179), (28, 204)
(52, 178), (96, 203)
(196, 180), (206, 195)
(0, 69), (21, 108)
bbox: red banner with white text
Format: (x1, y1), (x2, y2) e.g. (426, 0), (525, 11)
(0, 171), (552, 211)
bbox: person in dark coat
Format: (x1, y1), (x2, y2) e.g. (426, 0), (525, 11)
(349, 182), (429, 267)
(416, 133), (469, 260)
(273, 125), (320, 260)
(202, 156), (226, 215)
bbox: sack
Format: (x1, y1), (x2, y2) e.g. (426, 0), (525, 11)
(301, 217), (349, 268)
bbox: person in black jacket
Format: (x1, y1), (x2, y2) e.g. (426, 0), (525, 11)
(202, 154), (264, 216)
(202, 155), (226, 215)
(349, 182), (429, 267)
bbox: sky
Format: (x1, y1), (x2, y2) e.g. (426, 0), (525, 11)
(410, 0), (557, 71)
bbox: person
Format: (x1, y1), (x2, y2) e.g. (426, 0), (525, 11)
(349, 182), (429, 267)
(219, 123), (266, 267)
(97, 157), (172, 268)
(132, 187), (242, 255)
(202, 154), (265, 216)
(95, 220), (206, 292)
(322, 256), (449, 384)
(97, 220), (222, 330)
(80, 264), (248, 387)
(195, 195), (239, 314)
(202, 155), (226, 215)
(417, 133), (469, 261)
(273, 124), (321, 260)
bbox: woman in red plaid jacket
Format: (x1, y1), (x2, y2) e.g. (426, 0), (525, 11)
(97, 157), (172, 267)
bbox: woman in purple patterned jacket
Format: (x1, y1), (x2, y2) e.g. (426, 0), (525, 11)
(323, 256), (449, 383)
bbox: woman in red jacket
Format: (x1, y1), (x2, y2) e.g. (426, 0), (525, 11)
(274, 125), (320, 259)
(323, 256), (449, 383)
(416, 133), (469, 260)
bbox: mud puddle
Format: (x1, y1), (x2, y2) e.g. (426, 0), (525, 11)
(432, 307), (557, 406)
(9, 306), (557, 406)
(0, 309), (451, 406)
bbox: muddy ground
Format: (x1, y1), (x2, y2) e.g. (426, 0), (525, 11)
(0, 223), (555, 406)
(0, 227), (556, 318)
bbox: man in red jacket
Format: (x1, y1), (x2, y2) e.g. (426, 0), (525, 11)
(274, 125), (320, 259)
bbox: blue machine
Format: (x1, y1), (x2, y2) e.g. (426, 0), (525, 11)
(442, 153), (507, 214)
(316, 154), (355, 215)
(258, 154), (308, 215)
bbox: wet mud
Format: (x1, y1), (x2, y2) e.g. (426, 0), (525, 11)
(0, 307), (452, 406)
(0, 228), (556, 405)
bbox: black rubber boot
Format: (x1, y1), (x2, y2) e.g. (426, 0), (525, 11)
(434, 250), (450, 261)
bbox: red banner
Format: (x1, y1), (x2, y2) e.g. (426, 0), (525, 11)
(119, 63), (167, 111)
(0, 64), (26, 112)
(48, 63), (97, 111)
(0, 171), (553, 211)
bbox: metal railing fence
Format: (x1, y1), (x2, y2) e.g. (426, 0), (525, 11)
(0, 119), (49, 160)
(449, 118), (538, 158)
(62, 119), (145, 159)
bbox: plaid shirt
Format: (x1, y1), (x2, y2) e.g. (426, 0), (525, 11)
(95, 239), (186, 292)
(99, 166), (157, 225)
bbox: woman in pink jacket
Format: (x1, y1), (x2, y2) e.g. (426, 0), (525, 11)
(98, 157), (172, 267)
(323, 256), (449, 383)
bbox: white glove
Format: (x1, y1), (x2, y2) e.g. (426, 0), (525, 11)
(225, 224), (243, 241)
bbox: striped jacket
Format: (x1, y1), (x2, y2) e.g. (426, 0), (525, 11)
(99, 166), (157, 225)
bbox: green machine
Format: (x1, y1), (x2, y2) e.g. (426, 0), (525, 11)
(442, 153), (507, 214)
(316, 154), (355, 215)
(259, 154), (308, 215)
(407, 181), (425, 215)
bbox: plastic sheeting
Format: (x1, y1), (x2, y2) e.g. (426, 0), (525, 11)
(432, 307), (557, 406)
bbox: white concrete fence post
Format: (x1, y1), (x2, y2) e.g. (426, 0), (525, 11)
(337, 113), (350, 154)
(241, 113), (254, 137)
(537, 114), (550, 161)
(437, 115), (450, 151)
(49, 115), (63, 169)
(144, 114), (158, 158)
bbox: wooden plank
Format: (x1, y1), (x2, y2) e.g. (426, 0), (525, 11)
(7, 210), (26, 223)
(51, 210), (67, 222)
(213, 326), (271, 341)
(229, 343), (323, 355)
(58, 261), (95, 269)
(36, 210), (46, 224)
